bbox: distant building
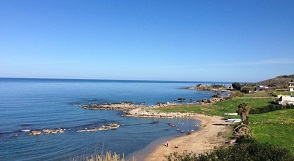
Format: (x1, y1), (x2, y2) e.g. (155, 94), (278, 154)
(276, 95), (294, 105)
(255, 85), (268, 91)
(289, 82), (294, 91)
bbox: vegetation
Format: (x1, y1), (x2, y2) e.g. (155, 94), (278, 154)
(81, 151), (130, 161)
(237, 103), (250, 122)
(240, 87), (251, 93)
(232, 82), (241, 90)
(257, 74), (294, 88)
(250, 109), (294, 154)
(167, 138), (294, 161)
(161, 76), (294, 160)
(159, 95), (294, 156)
(210, 84), (226, 89)
(158, 97), (275, 116)
(250, 104), (294, 114)
(271, 90), (293, 96)
(239, 91), (274, 97)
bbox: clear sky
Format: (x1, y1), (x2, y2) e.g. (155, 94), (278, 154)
(1, 0), (293, 82)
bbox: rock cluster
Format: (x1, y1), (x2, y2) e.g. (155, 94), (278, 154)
(186, 84), (228, 92)
(29, 128), (66, 136)
(81, 102), (141, 111)
(123, 107), (195, 118)
(197, 96), (230, 104)
(77, 123), (120, 133)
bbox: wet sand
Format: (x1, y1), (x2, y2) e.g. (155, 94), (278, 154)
(144, 114), (231, 161)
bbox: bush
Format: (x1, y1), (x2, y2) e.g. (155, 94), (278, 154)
(241, 88), (251, 93)
(232, 82), (241, 91)
(250, 104), (294, 114)
(167, 139), (294, 161)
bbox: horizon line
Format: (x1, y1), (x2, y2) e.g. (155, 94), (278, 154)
(0, 77), (235, 84)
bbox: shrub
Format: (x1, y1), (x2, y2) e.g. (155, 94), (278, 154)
(241, 87), (251, 93)
(250, 104), (294, 114)
(232, 82), (241, 91)
(167, 139), (294, 161)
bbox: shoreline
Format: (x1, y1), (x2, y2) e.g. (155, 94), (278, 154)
(76, 98), (233, 161)
(143, 114), (231, 161)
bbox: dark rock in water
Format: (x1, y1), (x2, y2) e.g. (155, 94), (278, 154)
(138, 102), (146, 105)
(150, 121), (159, 124)
(168, 123), (176, 127)
(177, 98), (186, 102)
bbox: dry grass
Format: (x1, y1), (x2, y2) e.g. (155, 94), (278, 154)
(84, 151), (137, 161)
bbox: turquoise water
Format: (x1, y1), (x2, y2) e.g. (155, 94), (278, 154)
(0, 78), (229, 161)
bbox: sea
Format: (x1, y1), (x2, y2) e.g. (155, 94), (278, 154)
(0, 78), (230, 161)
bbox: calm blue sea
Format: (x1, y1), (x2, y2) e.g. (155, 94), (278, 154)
(0, 78), (230, 161)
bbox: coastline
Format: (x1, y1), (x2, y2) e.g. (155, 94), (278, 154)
(143, 114), (231, 161)
(78, 101), (233, 161)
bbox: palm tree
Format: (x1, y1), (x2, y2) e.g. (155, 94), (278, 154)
(237, 103), (251, 123)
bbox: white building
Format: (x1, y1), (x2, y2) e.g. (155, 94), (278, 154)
(255, 85), (268, 91)
(289, 82), (294, 91)
(276, 95), (294, 105)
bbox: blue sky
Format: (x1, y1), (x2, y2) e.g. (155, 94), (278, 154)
(1, 0), (293, 82)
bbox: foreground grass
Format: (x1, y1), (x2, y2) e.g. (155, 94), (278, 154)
(168, 139), (294, 161)
(250, 109), (294, 154)
(80, 151), (135, 161)
(158, 97), (275, 116)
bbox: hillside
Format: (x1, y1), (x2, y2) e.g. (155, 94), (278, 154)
(257, 75), (294, 88)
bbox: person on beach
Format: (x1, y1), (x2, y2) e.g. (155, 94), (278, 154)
(166, 141), (169, 147)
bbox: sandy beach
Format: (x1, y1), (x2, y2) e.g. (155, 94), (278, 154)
(144, 114), (231, 161)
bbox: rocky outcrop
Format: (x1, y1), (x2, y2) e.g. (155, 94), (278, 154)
(123, 107), (195, 118)
(29, 128), (66, 136)
(81, 102), (141, 111)
(196, 96), (230, 105)
(186, 84), (228, 92)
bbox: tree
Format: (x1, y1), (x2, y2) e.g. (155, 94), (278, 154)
(237, 103), (251, 123)
(232, 82), (241, 90)
(234, 124), (252, 139)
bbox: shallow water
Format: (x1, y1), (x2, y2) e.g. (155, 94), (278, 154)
(0, 78), (229, 160)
